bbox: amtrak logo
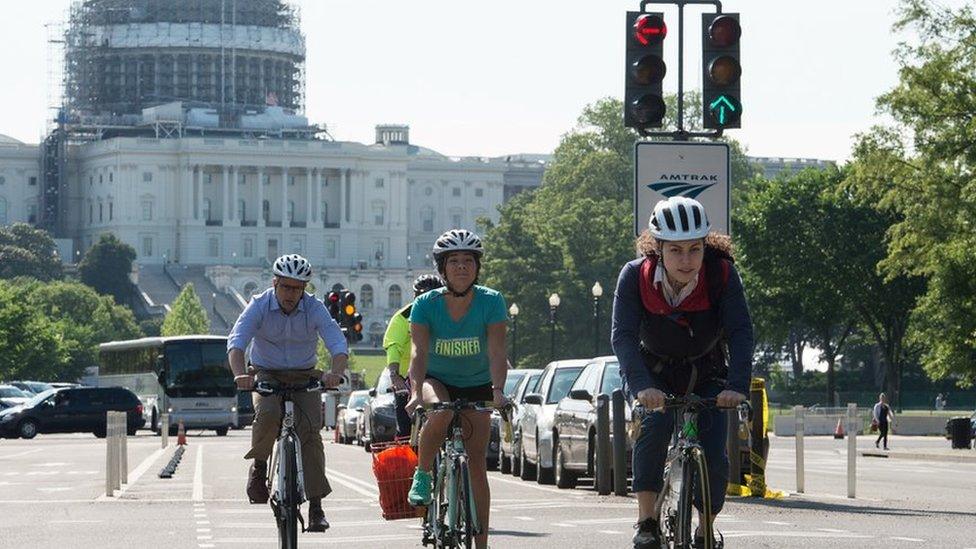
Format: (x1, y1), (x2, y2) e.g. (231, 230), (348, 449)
(647, 173), (719, 199)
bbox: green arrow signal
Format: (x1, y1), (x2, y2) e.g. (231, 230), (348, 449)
(709, 95), (738, 126)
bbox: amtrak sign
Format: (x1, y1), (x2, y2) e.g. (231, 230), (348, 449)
(634, 141), (731, 236)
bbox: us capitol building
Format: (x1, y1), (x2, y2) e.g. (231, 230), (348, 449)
(0, 0), (546, 343)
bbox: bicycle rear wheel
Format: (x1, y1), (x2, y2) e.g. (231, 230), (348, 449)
(277, 435), (300, 549)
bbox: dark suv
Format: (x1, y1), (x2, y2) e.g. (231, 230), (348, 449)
(0, 387), (145, 439)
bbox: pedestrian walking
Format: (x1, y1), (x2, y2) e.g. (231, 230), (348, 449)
(873, 393), (895, 451)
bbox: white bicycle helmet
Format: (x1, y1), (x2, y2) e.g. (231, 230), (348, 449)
(648, 196), (711, 241)
(272, 253), (313, 282)
(432, 229), (484, 260)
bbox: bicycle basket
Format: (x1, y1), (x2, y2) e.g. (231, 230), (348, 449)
(370, 438), (425, 520)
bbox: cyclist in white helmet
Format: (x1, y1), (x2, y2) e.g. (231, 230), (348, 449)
(406, 229), (509, 549)
(612, 197), (753, 549)
(227, 253), (348, 532)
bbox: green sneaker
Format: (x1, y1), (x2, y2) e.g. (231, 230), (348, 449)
(408, 468), (433, 506)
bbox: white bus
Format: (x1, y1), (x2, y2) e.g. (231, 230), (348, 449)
(97, 336), (237, 436)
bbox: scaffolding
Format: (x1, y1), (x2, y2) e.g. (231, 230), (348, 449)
(62, 0), (305, 118)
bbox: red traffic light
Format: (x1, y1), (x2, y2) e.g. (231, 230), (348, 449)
(327, 291), (340, 303)
(707, 15), (741, 47)
(633, 14), (667, 46)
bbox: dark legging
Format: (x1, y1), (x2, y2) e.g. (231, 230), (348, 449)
(875, 421), (889, 448)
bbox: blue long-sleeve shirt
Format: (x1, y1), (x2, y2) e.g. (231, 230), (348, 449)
(227, 288), (348, 370)
(611, 258), (753, 397)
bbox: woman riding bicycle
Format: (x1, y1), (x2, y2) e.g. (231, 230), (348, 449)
(611, 197), (754, 549)
(406, 229), (509, 549)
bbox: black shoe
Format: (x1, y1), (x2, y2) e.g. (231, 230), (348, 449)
(633, 517), (663, 549)
(693, 531), (724, 549)
(246, 460), (269, 504)
(307, 499), (330, 532)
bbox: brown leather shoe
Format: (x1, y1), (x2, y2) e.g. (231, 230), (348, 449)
(307, 498), (329, 532)
(246, 460), (269, 504)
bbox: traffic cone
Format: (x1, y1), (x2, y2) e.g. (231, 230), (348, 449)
(177, 420), (187, 446)
(833, 418), (845, 439)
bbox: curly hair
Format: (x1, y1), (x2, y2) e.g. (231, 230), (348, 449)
(635, 230), (735, 259)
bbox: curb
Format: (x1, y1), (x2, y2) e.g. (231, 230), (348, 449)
(860, 450), (976, 463)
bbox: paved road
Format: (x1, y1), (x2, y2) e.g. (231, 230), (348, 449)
(1, 430), (974, 548)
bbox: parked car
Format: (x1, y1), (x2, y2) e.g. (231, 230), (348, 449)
(0, 385), (31, 410)
(8, 381), (53, 395)
(518, 359), (588, 484)
(48, 382), (82, 390)
(336, 390), (371, 444)
(552, 356), (631, 488)
(0, 387), (146, 439)
(498, 369), (543, 475)
(486, 369), (536, 470)
(361, 369), (400, 451)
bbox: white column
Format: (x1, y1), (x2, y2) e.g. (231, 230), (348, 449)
(257, 167), (265, 227)
(194, 166), (203, 221)
(230, 166), (238, 223)
(183, 165), (193, 220)
(339, 169), (346, 225)
(305, 168), (313, 225)
(313, 169), (322, 224)
(281, 167), (289, 227)
(222, 165), (230, 222)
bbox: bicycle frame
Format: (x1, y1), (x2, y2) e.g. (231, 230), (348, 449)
(269, 397), (307, 515)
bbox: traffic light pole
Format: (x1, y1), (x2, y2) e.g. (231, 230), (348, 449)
(637, 0), (725, 141)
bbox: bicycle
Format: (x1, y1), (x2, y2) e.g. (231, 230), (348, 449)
(247, 378), (340, 549)
(411, 399), (513, 549)
(632, 395), (750, 549)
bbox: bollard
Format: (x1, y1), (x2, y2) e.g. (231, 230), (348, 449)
(611, 389), (628, 496)
(847, 403), (857, 498)
(112, 412), (122, 491)
(161, 413), (169, 449)
(595, 394), (611, 496)
(795, 405), (805, 494)
(120, 412), (128, 485)
(105, 412), (115, 497)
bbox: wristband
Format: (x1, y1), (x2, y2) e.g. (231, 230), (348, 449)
(492, 387), (503, 392)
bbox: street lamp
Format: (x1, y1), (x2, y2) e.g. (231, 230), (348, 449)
(508, 303), (520, 366)
(592, 282), (603, 356)
(548, 293), (560, 363)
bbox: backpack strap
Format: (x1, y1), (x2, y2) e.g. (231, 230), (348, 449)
(399, 304), (413, 320)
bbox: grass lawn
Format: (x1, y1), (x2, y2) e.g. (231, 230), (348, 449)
(349, 352), (389, 387)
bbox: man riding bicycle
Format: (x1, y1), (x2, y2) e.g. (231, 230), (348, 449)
(227, 253), (348, 532)
(383, 274), (445, 437)
(405, 229), (508, 549)
(612, 197), (754, 549)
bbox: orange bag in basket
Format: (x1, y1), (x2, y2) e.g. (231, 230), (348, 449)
(372, 443), (421, 519)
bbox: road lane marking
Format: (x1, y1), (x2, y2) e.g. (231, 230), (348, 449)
(108, 445), (168, 499)
(722, 530), (872, 539)
(37, 487), (72, 492)
(487, 473), (574, 495)
(205, 534), (416, 544)
(0, 449), (43, 460)
(599, 530), (624, 535)
(324, 467), (378, 498)
(890, 537), (924, 542)
(552, 522), (576, 528)
(513, 516), (535, 521)
(49, 520), (102, 524)
(193, 445), (204, 501)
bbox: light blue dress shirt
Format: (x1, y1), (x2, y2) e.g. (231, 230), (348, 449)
(227, 288), (348, 370)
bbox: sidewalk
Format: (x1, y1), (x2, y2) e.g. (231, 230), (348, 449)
(861, 444), (976, 463)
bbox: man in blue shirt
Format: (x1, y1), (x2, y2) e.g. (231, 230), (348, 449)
(227, 254), (348, 532)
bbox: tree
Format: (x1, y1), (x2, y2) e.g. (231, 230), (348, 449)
(24, 280), (143, 381)
(0, 285), (71, 381)
(162, 284), (211, 336)
(846, 0), (976, 385)
(0, 223), (62, 281)
(481, 96), (757, 367)
(79, 233), (137, 305)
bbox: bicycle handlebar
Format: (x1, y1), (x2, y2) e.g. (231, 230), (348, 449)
(244, 377), (346, 395)
(633, 395), (752, 420)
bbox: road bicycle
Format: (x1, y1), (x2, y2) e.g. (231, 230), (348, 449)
(248, 378), (340, 549)
(633, 395), (750, 549)
(412, 399), (512, 549)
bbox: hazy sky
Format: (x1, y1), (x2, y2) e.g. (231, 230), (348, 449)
(0, 1), (941, 161)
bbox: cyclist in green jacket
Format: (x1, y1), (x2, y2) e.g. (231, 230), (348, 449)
(382, 274), (445, 436)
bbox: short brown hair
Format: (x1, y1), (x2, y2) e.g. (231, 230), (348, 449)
(635, 230), (734, 259)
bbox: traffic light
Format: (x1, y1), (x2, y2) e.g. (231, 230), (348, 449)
(624, 11), (668, 129)
(701, 13), (742, 129)
(339, 291), (363, 343)
(325, 291), (341, 322)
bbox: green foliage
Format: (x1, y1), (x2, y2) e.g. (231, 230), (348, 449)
(78, 233), (136, 305)
(0, 223), (63, 281)
(482, 96), (756, 368)
(845, 0), (976, 385)
(139, 317), (164, 337)
(0, 284), (71, 381)
(161, 284), (211, 336)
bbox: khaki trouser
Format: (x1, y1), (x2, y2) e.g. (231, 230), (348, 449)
(244, 368), (332, 499)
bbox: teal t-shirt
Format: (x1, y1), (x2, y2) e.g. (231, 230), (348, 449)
(409, 285), (508, 388)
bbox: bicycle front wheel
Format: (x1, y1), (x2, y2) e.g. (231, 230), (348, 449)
(456, 457), (476, 549)
(277, 435), (300, 549)
(688, 446), (714, 548)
